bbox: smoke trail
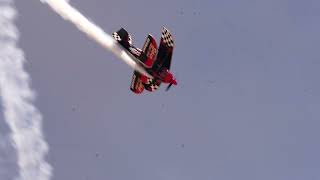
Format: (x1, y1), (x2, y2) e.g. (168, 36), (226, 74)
(41, 0), (152, 78)
(0, 1), (52, 180)
(0, 133), (18, 179)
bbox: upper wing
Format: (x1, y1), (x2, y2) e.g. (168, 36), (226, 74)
(153, 27), (174, 70)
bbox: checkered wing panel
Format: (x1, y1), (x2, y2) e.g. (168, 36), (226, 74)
(161, 27), (174, 48)
(144, 78), (161, 92)
(153, 27), (174, 70)
(112, 32), (122, 41)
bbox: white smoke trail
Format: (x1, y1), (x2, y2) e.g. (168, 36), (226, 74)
(0, 1), (52, 180)
(41, 0), (152, 78)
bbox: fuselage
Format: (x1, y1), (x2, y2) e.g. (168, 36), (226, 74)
(126, 44), (177, 86)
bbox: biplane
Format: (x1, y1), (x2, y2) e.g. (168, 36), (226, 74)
(112, 27), (177, 94)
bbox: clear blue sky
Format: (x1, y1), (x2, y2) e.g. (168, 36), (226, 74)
(13, 0), (320, 179)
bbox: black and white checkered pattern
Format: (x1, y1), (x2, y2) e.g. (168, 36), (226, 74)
(145, 78), (160, 91)
(112, 32), (121, 41)
(161, 27), (174, 48)
(113, 32), (133, 45)
(128, 34), (132, 45)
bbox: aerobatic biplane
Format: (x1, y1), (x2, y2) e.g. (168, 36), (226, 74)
(112, 27), (177, 94)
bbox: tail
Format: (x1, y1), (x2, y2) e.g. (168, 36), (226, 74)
(112, 28), (132, 48)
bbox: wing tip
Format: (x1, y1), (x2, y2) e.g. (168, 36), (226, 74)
(161, 27), (174, 48)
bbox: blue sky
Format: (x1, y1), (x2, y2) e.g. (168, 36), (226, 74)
(11, 0), (320, 179)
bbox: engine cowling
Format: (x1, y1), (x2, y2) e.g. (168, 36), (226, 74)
(159, 68), (177, 85)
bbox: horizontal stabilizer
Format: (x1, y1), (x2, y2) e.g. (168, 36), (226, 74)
(112, 28), (132, 48)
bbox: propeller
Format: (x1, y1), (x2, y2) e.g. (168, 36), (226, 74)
(165, 78), (177, 91)
(166, 83), (173, 91)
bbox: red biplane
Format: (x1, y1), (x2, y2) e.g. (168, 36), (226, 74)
(112, 27), (177, 94)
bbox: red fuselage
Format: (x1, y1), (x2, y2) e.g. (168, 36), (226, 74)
(150, 68), (177, 85)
